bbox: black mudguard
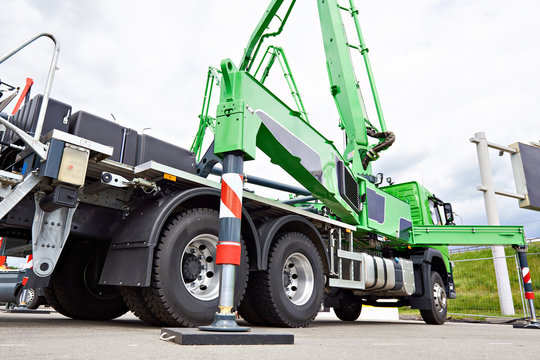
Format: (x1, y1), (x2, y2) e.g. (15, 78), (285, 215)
(99, 188), (260, 287)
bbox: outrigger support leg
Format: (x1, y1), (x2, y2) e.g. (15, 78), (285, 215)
(200, 151), (250, 332)
(513, 246), (540, 329)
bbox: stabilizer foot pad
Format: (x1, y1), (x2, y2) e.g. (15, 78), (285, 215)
(513, 322), (540, 329)
(2, 309), (51, 314)
(160, 328), (294, 345)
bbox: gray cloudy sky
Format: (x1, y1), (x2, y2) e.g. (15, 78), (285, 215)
(1, 0), (539, 237)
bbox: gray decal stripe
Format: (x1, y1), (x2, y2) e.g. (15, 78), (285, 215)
(399, 218), (413, 241)
(255, 110), (324, 183)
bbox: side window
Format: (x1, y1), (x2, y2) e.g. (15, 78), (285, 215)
(429, 199), (442, 225)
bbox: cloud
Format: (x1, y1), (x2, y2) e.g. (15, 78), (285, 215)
(1, 0), (539, 237)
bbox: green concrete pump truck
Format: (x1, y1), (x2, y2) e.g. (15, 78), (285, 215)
(0, 0), (534, 328)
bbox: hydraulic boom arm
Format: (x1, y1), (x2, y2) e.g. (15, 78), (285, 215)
(213, 0), (404, 235)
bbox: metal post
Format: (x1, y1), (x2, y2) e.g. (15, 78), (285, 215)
(515, 255), (529, 318)
(513, 246), (540, 329)
(200, 151), (249, 332)
(473, 131), (515, 315)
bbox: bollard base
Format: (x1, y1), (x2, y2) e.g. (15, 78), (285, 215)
(160, 328), (294, 345)
(513, 322), (540, 329)
(199, 313), (250, 332)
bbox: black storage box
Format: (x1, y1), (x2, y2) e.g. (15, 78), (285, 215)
(68, 111), (138, 165)
(137, 134), (196, 174)
(2, 94), (71, 145)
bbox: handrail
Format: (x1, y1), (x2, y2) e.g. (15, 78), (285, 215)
(0, 33), (60, 141)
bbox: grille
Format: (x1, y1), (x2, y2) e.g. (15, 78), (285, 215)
(336, 159), (360, 212)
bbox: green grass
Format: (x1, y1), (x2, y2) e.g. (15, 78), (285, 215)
(400, 245), (540, 318)
(448, 244), (540, 317)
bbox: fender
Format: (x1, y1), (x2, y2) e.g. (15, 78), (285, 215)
(257, 215), (330, 273)
(99, 187), (260, 287)
(406, 247), (449, 310)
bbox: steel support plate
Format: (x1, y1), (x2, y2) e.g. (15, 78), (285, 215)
(160, 328), (294, 345)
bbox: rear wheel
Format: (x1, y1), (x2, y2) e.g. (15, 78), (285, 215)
(420, 271), (447, 325)
(239, 232), (324, 327)
(47, 246), (128, 320)
(120, 287), (161, 326)
(44, 282), (73, 318)
(139, 208), (248, 327)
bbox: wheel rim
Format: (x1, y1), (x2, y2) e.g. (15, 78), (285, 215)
(20, 288), (35, 305)
(180, 234), (219, 301)
(282, 252), (314, 306)
(433, 282), (447, 313)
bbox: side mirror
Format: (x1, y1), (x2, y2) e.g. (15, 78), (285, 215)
(443, 203), (454, 225)
(374, 173), (383, 186)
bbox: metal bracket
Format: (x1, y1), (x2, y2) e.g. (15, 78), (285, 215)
(0, 171), (42, 220)
(32, 193), (78, 277)
(101, 171), (159, 193)
(0, 117), (48, 160)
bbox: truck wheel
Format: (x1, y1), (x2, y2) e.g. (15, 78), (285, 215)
(334, 293), (362, 321)
(420, 271), (447, 325)
(142, 208), (248, 327)
(239, 232), (324, 327)
(49, 246), (128, 320)
(120, 287), (161, 326)
(17, 287), (40, 309)
(44, 282), (74, 318)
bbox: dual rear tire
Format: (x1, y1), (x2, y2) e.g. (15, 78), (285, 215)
(45, 245), (128, 320)
(239, 232), (324, 327)
(44, 209), (328, 328)
(126, 208), (249, 327)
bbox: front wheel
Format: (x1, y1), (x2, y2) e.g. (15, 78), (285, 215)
(239, 232), (324, 328)
(333, 292), (362, 321)
(420, 271), (447, 325)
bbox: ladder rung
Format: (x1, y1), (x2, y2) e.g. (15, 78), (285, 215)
(337, 249), (364, 261)
(329, 278), (365, 290)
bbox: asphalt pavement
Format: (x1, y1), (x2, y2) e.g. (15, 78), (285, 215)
(1, 310), (539, 360)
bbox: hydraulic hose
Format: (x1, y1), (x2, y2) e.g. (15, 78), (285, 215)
(361, 127), (395, 170)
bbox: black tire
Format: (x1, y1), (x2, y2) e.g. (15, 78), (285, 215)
(141, 208), (249, 327)
(44, 282), (74, 318)
(48, 246), (128, 320)
(17, 287), (40, 310)
(334, 293), (362, 321)
(237, 270), (272, 326)
(239, 232), (324, 328)
(120, 287), (161, 326)
(420, 271), (447, 325)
